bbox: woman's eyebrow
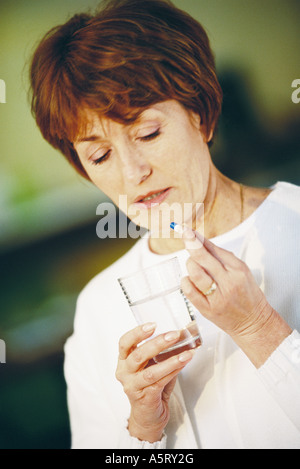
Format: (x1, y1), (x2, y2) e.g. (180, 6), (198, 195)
(75, 134), (103, 144)
(74, 110), (161, 144)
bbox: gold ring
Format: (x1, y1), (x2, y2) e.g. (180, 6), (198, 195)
(203, 281), (217, 296)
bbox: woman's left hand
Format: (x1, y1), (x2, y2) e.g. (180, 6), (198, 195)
(180, 227), (292, 367)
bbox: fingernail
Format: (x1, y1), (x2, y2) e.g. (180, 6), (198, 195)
(165, 331), (180, 342)
(183, 231), (203, 250)
(183, 228), (196, 239)
(142, 322), (156, 332)
(170, 222), (204, 247)
(178, 349), (196, 362)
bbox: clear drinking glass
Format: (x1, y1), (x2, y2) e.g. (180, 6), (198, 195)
(118, 257), (202, 363)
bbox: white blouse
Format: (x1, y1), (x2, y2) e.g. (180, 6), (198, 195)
(64, 181), (300, 449)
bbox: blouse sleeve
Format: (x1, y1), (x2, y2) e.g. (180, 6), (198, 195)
(257, 329), (300, 431)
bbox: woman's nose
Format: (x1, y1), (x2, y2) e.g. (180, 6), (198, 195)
(120, 147), (152, 185)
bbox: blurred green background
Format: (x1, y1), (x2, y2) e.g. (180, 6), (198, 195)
(0, 0), (299, 449)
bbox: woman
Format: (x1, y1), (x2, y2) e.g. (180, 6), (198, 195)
(30, 0), (300, 449)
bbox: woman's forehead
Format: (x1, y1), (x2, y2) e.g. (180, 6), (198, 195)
(73, 101), (182, 143)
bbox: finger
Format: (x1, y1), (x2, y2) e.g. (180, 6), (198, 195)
(172, 224), (225, 274)
(171, 223), (233, 269)
(118, 323), (157, 360)
(181, 275), (209, 307)
(163, 375), (178, 401)
(126, 330), (182, 373)
(183, 231), (225, 278)
(181, 225), (204, 251)
(135, 349), (196, 391)
(186, 257), (217, 295)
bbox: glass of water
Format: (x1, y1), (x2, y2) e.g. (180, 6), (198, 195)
(118, 257), (202, 362)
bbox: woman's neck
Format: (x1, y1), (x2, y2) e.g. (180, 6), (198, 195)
(148, 168), (271, 255)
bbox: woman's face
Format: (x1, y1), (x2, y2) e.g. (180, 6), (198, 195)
(74, 100), (212, 235)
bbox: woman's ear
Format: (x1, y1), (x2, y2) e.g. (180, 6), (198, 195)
(190, 111), (201, 130)
(199, 119), (214, 144)
(206, 128), (214, 143)
(190, 111), (213, 144)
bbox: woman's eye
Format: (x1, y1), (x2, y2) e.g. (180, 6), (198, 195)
(139, 129), (160, 141)
(89, 129), (160, 165)
(91, 149), (111, 165)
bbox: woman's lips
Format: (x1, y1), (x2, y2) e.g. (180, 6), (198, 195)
(133, 187), (172, 209)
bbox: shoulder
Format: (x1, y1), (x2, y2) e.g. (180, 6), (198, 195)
(269, 181), (300, 214)
(252, 181), (300, 234)
(252, 181), (300, 243)
(265, 181), (300, 239)
(242, 182), (300, 329)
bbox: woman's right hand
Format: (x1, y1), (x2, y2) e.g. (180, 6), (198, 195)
(115, 322), (195, 443)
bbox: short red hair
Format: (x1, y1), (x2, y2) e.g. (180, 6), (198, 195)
(30, 0), (223, 180)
